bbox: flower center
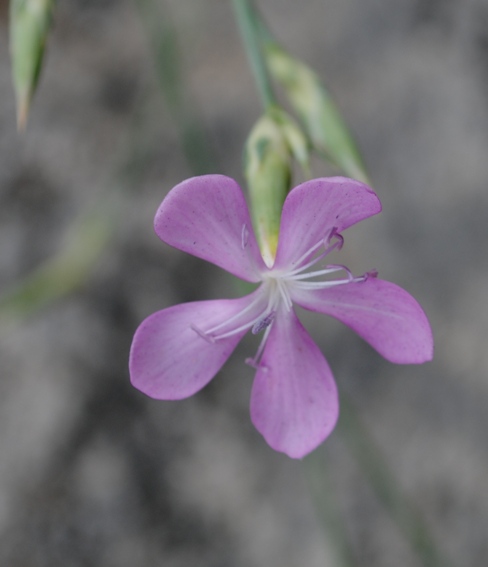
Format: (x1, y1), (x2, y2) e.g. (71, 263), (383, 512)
(190, 226), (377, 368)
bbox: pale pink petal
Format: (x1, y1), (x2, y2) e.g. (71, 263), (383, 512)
(154, 175), (265, 282)
(274, 177), (381, 269)
(292, 278), (433, 364)
(250, 308), (339, 459)
(130, 292), (265, 399)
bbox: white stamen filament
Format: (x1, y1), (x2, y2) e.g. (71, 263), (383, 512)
(212, 314), (264, 340)
(286, 229), (343, 277)
(289, 238), (324, 269)
(288, 265), (344, 281)
(291, 275), (367, 290)
(276, 278), (293, 311)
(191, 228), (375, 371)
(245, 322), (273, 369)
(204, 292), (264, 336)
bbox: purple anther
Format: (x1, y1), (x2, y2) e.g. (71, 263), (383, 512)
(241, 224), (249, 249)
(323, 227), (344, 254)
(363, 269), (379, 281)
(251, 312), (275, 334)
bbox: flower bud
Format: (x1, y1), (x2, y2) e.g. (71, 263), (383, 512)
(10, 0), (55, 130)
(244, 107), (309, 265)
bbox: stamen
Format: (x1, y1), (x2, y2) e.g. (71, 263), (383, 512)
(241, 224), (249, 249)
(277, 278), (293, 311)
(288, 265), (344, 281)
(293, 279), (357, 290)
(290, 239), (324, 269)
(190, 324), (216, 343)
(286, 227), (344, 277)
(204, 293), (263, 336)
(191, 290), (269, 343)
(197, 288), (278, 342)
(292, 268), (378, 290)
(328, 228), (344, 251)
(252, 312), (275, 334)
(365, 269), (378, 280)
(245, 323), (273, 370)
(215, 315), (264, 340)
(326, 264), (355, 281)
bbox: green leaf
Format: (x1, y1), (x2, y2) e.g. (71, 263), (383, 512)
(265, 42), (370, 184)
(0, 206), (113, 322)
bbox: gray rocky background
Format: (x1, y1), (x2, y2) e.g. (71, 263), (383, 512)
(0, 0), (487, 565)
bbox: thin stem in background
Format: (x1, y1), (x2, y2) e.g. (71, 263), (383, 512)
(234, 4), (450, 565)
(231, 0), (276, 110)
(304, 450), (358, 567)
(339, 393), (453, 567)
(0, 88), (154, 322)
(0, 0), (218, 321)
(135, 0), (218, 175)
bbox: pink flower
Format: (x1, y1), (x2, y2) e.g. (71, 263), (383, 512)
(129, 175), (433, 458)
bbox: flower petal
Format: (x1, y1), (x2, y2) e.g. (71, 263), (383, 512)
(274, 177), (381, 268)
(130, 293), (264, 400)
(292, 278), (434, 364)
(154, 175), (265, 282)
(250, 308), (339, 459)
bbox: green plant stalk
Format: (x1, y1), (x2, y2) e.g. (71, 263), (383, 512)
(265, 42), (369, 183)
(0, 96), (154, 323)
(304, 450), (358, 567)
(339, 394), (452, 567)
(0, 0), (222, 323)
(253, 12), (369, 183)
(241, 10), (448, 565)
(135, 0), (217, 175)
(231, 0), (275, 110)
(0, 208), (113, 321)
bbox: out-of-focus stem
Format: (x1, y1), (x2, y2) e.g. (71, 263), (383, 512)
(340, 394), (452, 567)
(135, 0), (217, 175)
(231, 0), (275, 110)
(304, 450), (358, 567)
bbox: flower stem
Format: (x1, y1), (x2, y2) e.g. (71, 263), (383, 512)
(339, 394), (452, 567)
(304, 451), (357, 567)
(136, 0), (217, 175)
(231, 0), (276, 110)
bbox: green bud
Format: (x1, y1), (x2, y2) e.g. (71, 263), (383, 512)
(271, 106), (311, 178)
(245, 108), (308, 265)
(10, 0), (55, 130)
(265, 43), (369, 184)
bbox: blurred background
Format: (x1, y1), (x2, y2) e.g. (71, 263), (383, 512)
(1, 0), (488, 565)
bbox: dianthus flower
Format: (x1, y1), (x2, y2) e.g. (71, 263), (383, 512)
(129, 175), (433, 458)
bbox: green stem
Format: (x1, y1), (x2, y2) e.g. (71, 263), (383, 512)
(340, 394), (452, 567)
(135, 0), (217, 175)
(231, 0), (275, 110)
(304, 452), (357, 567)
